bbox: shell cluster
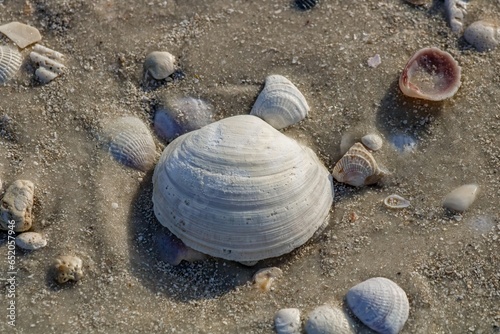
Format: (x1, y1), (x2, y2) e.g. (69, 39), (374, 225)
(250, 75), (309, 130)
(0, 45), (23, 85)
(152, 115), (334, 263)
(30, 44), (66, 84)
(0, 180), (35, 232)
(53, 255), (84, 284)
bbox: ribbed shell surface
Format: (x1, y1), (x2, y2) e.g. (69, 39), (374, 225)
(0, 45), (23, 85)
(250, 75), (310, 130)
(332, 143), (380, 187)
(152, 115), (333, 262)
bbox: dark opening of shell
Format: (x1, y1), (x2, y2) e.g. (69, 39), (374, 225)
(295, 0), (317, 10)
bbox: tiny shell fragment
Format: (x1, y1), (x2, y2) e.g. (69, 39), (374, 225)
(464, 20), (500, 52)
(16, 232), (47, 250)
(275, 308), (301, 334)
(384, 194), (411, 209)
(253, 267), (283, 291)
(443, 184), (479, 212)
(0, 22), (41, 48)
(0, 180), (35, 232)
(54, 255), (84, 284)
(367, 54), (381, 68)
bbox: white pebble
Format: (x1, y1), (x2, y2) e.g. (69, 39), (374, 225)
(111, 202), (119, 209)
(16, 232), (47, 250)
(443, 184), (479, 212)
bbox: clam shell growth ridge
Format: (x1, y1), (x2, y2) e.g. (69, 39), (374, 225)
(152, 115), (334, 262)
(0, 45), (23, 85)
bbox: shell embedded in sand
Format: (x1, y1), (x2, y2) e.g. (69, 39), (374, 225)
(0, 22), (42, 48)
(399, 47), (461, 101)
(16, 232), (47, 250)
(445, 0), (468, 33)
(296, 0), (317, 10)
(464, 20), (500, 52)
(152, 115), (334, 262)
(332, 143), (387, 187)
(253, 267), (283, 292)
(0, 45), (23, 85)
(0, 180), (35, 232)
(104, 116), (157, 171)
(250, 75), (310, 130)
(30, 44), (66, 83)
(144, 51), (176, 80)
(275, 308), (301, 334)
(346, 277), (409, 334)
(361, 133), (383, 151)
(305, 305), (356, 334)
(443, 183), (479, 212)
(54, 255), (84, 284)
(384, 194), (411, 209)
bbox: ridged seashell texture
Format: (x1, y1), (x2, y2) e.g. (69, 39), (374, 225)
(346, 277), (409, 334)
(152, 115), (334, 262)
(296, 0), (317, 10)
(104, 116), (156, 171)
(399, 47), (461, 101)
(332, 143), (387, 187)
(305, 305), (356, 334)
(275, 308), (301, 334)
(445, 0), (468, 33)
(464, 20), (500, 52)
(250, 75), (310, 130)
(0, 45), (23, 85)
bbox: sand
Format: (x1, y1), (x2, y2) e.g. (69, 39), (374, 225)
(0, 0), (499, 333)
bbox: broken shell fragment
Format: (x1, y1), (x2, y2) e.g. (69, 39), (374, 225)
(250, 75), (310, 130)
(0, 46), (23, 85)
(384, 194), (411, 209)
(347, 277), (409, 334)
(0, 180), (35, 232)
(361, 133), (383, 151)
(296, 0), (317, 10)
(445, 0), (468, 33)
(0, 22), (41, 48)
(144, 51), (176, 80)
(443, 183), (479, 212)
(30, 44), (66, 83)
(53, 255), (84, 284)
(275, 308), (301, 334)
(16, 232), (47, 250)
(253, 267), (283, 291)
(399, 47), (461, 101)
(464, 20), (500, 52)
(332, 143), (387, 187)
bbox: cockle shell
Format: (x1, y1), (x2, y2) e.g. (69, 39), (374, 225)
(346, 277), (409, 334)
(305, 305), (356, 334)
(144, 51), (176, 80)
(0, 22), (41, 48)
(16, 232), (47, 250)
(275, 308), (301, 334)
(332, 143), (387, 187)
(103, 116), (157, 171)
(399, 47), (461, 101)
(53, 255), (84, 284)
(0, 180), (35, 232)
(152, 115), (334, 262)
(361, 133), (383, 151)
(383, 194), (410, 209)
(0, 45), (23, 85)
(250, 75), (310, 130)
(464, 20), (500, 52)
(443, 183), (479, 212)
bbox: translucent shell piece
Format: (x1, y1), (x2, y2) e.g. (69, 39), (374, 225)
(464, 20), (500, 52)
(0, 45), (23, 85)
(152, 115), (334, 262)
(332, 143), (387, 187)
(275, 308), (301, 334)
(399, 47), (461, 101)
(346, 277), (410, 334)
(0, 22), (41, 48)
(143, 51), (176, 80)
(384, 194), (411, 209)
(104, 116), (157, 171)
(250, 75), (310, 130)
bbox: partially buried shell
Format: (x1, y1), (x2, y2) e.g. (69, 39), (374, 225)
(0, 45), (23, 85)
(399, 47), (461, 101)
(250, 75), (310, 130)
(144, 51), (176, 80)
(152, 115), (334, 262)
(346, 277), (409, 334)
(104, 116), (156, 171)
(305, 305), (356, 334)
(361, 133), (383, 151)
(464, 20), (500, 52)
(332, 143), (387, 187)
(296, 0), (317, 10)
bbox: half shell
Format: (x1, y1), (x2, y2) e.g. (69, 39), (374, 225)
(152, 115), (333, 262)
(0, 45), (23, 85)
(103, 116), (156, 171)
(399, 47), (461, 101)
(346, 277), (409, 334)
(250, 75), (310, 130)
(464, 20), (500, 52)
(332, 143), (387, 187)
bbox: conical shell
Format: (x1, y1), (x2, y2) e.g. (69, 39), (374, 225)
(152, 115), (333, 262)
(305, 305), (356, 334)
(346, 277), (409, 334)
(332, 143), (386, 187)
(250, 75), (310, 130)
(0, 45), (23, 85)
(104, 116), (156, 171)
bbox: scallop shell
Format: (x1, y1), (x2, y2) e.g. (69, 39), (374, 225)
(0, 22), (42, 48)
(275, 308), (301, 334)
(346, 277), (409, 334)
(250, 75), (310, 130)
(296, 0), (317, 10)
(152, 115), (334, 262)
(0, 180), (35, 232)
(53, 255), (84, 284)
(464, 20), (500, 52)
(0, 45), (23, 85)
(332, 143), (387, 187)
(144, 51), (176, 80)
(361, 133), (383, 151)
(443, 183), (479, 212)
(399, 47), (461, 101)
(305, 305), (356, 334)
(383, 194), (411, 209)
(104, 116), (156, 171)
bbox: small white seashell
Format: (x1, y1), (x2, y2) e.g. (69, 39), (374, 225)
(443, 183), (479, 212)
(144, 51), (176, 80)
(346, 277), (409, 334)
(384, 194), (411, 209)
(464, 20), (500, 52)
(445, 0), (468, 33)
(275, 308), (301, 334)
(253, 267), (283, 291)
(16, 232), (47, 250)
(53, 255), (84, 284)
(0, 46), (23, 85)
(0, 22), (42, 48)
(104, 116), (157, 171)
(361, 133), (383, 151)
(250, 74), (310, 130)
(332, 143), (387, 187)
(0, 180), (35, 232)
(30, 44), (66, 83)
(305, 305), (356, 334)
(367, 54), (381, 68)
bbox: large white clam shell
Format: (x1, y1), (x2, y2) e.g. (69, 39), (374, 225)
(103, 116), (157, 171)
(152, 115), (333, 262)
(346, 277), (409, 334)
(0, 45), (23, 85)
(250, 75), (310, 130)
